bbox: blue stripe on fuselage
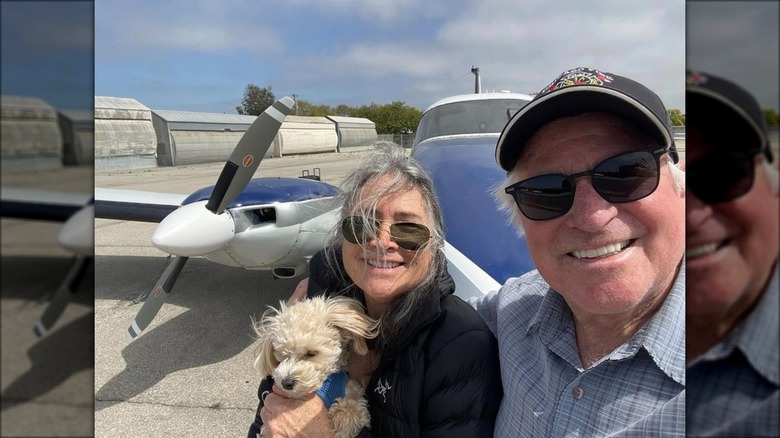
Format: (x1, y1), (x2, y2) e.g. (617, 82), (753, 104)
(412, 136), (535, 284)
(182, 177), (341, 207)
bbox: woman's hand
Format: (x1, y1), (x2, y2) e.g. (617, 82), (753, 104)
(260, 384), (334, 437)
(286, 278), (309, 305)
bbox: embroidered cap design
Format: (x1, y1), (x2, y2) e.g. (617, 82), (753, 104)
(541, 67), (614, 95)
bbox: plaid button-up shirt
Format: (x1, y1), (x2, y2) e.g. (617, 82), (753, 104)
(471, 265), (686, 437)
(687, 263), (779, 437)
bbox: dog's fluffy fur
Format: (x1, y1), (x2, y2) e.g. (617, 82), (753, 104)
(252, 296), (378, 438)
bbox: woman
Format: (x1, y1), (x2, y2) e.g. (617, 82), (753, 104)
(250, 142), (502, 437)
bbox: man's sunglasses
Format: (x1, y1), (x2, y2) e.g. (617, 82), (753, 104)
(686, 150), (758, 204)
(341, 216), (431, 251)
(505, 148), (668, 221)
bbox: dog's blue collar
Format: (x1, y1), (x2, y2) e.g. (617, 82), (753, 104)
(315, 371), (348, 409)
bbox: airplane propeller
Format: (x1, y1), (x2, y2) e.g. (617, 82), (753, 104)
(34, 254), (92, 338)
(124, 96), (296, 340)
(34, 204), (95, 338)
(125, 255), (187, 340)
(207, 96), (295, 215)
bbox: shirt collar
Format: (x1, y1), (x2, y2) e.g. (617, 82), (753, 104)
(639, 262), (686, 385)
(529, 263), (686, 384)
(731, 262), (780, 385)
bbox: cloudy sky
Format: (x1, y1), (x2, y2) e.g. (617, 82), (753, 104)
(687, 1), (779, 111)
(89, 0), (686, 113)
(1, 1), (93, 110)
(6, 2), (775, 116)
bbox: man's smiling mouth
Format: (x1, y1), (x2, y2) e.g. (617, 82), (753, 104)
(686, 240), (728, 258)
(570, 240), (632, 259)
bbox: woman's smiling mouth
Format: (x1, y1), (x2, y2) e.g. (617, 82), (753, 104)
(365, 259), (402, 269)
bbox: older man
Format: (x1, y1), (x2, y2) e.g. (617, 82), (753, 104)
(685, 71), (779, 437)
(471, 67), (686, 436)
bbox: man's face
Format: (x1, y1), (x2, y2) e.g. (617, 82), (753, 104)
(686, 125), (779, 318)
(516, 113), (685, 319)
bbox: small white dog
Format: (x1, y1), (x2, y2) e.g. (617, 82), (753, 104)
(252, 295), (378, 438)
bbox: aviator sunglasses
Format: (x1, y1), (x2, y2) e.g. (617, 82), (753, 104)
(341, 216), (431, 251)
(505, 147), (668, 221)
(686, 149), (759, 204)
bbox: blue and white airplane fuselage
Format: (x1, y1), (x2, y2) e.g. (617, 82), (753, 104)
(97, 177), (342, 275)
(410, 92), (537, 286)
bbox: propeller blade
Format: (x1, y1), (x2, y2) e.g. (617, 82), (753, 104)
(33, 255), (92, 338)
(125, 255), (188, 340)
(206, 96), (295, 215)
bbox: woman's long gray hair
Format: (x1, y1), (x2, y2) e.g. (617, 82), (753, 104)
(322, 141), (447, 352)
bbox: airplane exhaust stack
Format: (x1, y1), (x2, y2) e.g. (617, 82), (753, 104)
(471, 66), (481, 94)
(272, 263), (305, 279)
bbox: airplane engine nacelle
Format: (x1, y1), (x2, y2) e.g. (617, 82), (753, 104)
(209, 198), (340, 270)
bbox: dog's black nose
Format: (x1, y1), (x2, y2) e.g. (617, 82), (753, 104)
(281, 377), (295, 390)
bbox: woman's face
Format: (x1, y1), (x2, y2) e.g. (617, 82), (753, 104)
(342, 175), (434, 315)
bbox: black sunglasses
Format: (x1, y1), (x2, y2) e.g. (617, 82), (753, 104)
(341, 216), (431, 251)
(505, 148), (668, 221)
(686, 150), (758, 204)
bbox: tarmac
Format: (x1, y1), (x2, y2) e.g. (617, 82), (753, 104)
(1, 165), (95, 437)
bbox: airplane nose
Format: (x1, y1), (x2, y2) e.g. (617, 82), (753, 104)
(152, 200), (234, 256)
(281, 377), (296, 390)
(58, 205), (94, 256)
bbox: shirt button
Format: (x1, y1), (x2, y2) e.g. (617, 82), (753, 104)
(572, 386), (584, 400)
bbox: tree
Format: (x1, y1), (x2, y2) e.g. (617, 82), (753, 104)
(235, 87), (423, 134)
(352, 101), (422, 134)
(667, 109), (685, 126)
(308, 104), (332, 117)
(763, 108), (779, 127)
(236, 84), (275, 115)
(294, 99), (313, 116)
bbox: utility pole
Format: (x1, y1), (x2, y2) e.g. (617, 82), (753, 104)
(471, 66), (481, 94)
(291, 94), (299, 115)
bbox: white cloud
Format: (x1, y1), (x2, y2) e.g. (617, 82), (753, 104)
(95, 0), (686, 112)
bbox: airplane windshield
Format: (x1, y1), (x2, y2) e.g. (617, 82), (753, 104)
(414, 98), (529, 145)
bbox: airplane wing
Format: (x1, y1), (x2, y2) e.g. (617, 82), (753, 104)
(1, 188), (91, 222)
(94, 188), (188, 223)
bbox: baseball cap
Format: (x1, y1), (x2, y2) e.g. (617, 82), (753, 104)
(496, 67), (679, 172)
(686, 70), (772, 162)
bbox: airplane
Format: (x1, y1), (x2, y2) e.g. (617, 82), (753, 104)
(95, 96), (345, 340)
(0, 187), (94, 338)
(94, 92), (538, 341)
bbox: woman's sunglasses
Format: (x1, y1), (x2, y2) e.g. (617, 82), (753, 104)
(341, 216), (431, 251)
(505, 148), (668, 221)
(686, 150), (758, 204)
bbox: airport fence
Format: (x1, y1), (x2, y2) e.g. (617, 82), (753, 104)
(377, 133), (415, 149)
